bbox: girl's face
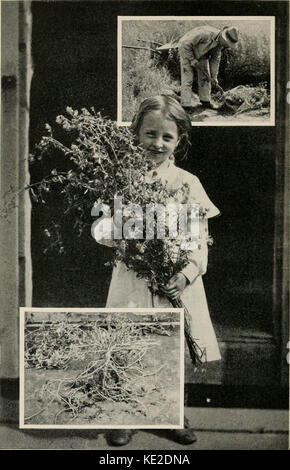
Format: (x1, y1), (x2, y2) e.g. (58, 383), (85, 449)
(138, 110), (179, 166)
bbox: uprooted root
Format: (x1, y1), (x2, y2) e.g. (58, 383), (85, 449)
(25, 318), (164, 423)
(217, 84), (270, 115)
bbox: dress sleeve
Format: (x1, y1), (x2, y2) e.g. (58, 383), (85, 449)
(181, 218), (209, 284)
(91, 216), (115, 248)
(190, 176), (220, 219)
(180, 175), (219, 284)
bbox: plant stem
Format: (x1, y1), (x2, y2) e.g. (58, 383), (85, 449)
(171, 298), (206, 366)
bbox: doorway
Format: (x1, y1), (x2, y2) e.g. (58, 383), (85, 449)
(29, 1), (288, 393)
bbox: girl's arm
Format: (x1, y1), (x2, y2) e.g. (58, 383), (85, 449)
(180, 174), (219, 284)
(160, 218), (210, 301)
(181, 218), (209, 285)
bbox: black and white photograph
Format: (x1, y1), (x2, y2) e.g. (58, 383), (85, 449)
(0, 0), (289, 454)
(118, 16), (275, 126)
(20, 308), (184, 429)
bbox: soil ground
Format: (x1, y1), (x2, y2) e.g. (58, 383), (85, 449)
(186, 93), (270, 123)
(24, 329), (181, 427)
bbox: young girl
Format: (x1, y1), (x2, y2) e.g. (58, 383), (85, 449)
(93, 95), (221, 446)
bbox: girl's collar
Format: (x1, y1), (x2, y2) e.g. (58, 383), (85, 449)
(151, 158), (174, 176)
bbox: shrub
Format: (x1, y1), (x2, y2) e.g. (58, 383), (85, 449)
(219, 33), (270, 88)
(122, 49), (180, 121)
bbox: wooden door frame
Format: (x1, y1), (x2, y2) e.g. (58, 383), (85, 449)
(272, 10), (289, 388)
(0, 1), (33, 422)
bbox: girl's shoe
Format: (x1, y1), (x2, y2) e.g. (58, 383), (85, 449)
(171, 416), (197, 445)
(171, 428), (197, 445)
(106, 429), (135, 446)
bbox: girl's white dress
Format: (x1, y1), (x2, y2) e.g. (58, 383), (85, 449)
(93, 159), (221, 362)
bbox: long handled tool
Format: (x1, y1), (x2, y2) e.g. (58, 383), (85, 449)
(194, 62), (224, 95)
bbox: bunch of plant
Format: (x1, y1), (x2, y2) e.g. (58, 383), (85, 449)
(25, 317), (164, 423)
(25, 319), (89, 369)
(25, 107), (209, 364)
(217, 83), (270, 114)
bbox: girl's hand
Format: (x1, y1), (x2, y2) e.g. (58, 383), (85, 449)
(160, 273), (188, 301)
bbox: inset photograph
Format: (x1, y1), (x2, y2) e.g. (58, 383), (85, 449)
(118, 16), (275, 126)
(20, 308), (184, 429)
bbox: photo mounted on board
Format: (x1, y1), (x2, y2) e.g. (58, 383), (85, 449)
(117, 16), (275, 126)
(20, 308), (184, 429)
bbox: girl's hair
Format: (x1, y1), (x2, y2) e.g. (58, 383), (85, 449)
(131, 95), (192, 159)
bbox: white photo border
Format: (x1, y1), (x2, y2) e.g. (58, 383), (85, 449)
(19, 307), (185, 430)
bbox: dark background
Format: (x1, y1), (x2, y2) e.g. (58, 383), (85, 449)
(29, 1), (288, 339)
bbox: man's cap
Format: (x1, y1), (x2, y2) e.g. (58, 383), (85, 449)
(221, 26), (240, 49)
